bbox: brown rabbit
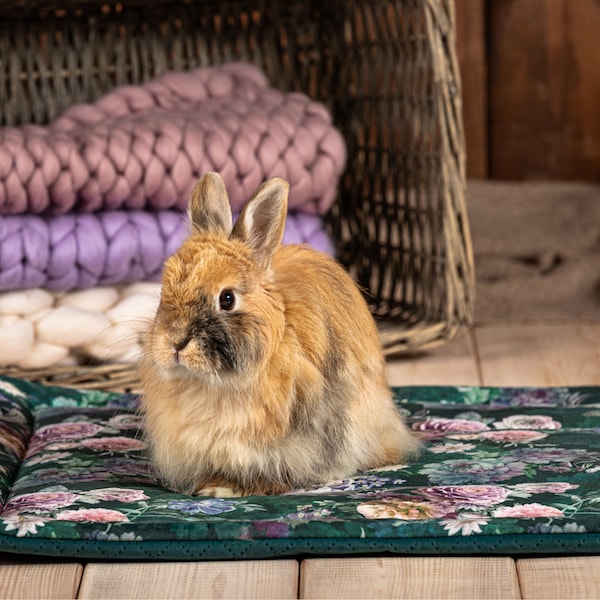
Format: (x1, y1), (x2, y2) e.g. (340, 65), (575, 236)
(139, 172), (419, 497)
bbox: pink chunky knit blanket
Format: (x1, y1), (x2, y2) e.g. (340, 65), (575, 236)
(0, 63), (346, 215)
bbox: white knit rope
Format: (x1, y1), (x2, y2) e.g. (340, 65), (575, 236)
(0, 283), (161, 368)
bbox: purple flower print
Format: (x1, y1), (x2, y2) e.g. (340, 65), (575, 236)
(168, 499), (238, 515)
(508, 447), (594, 465)
(103, 458), (154, 478)
(422, 485), (511, 509)
(420, 458), (528, 485)
(252, 520), (290, 538)
(491, 389), (584, 408)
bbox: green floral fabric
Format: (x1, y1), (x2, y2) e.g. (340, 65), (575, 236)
(1, 376), (600, 559)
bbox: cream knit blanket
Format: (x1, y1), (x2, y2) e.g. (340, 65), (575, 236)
(0, 283), (160, 368)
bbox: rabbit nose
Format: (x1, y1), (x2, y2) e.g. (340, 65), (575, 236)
(173, 337), (191, 352)
(173, 336), (192, 363)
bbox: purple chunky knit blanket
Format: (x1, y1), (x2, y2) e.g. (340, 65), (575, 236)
(0, 63), (346, 216)
(0, 211), (334, 291)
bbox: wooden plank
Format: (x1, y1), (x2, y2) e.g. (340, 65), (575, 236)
(455, 0), (489, 178)
(386, 330), (481, 386)
(475, 322), (600, 386)
(489, 0), (600, 180)
(78, 560), (299, 600)
(0, 562), (83, 599)
(518, 556), (600, 599)
(300, 556), (521, 599)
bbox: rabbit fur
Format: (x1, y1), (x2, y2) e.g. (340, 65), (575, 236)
(139, 172), (419, 497)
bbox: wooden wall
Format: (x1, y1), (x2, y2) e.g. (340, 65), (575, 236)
(455, 0), (600, 181)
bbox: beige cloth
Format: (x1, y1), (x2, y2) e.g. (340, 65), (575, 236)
(466, 180), (600, 321)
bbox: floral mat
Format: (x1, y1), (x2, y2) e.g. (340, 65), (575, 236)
(1, 375), (599, 560)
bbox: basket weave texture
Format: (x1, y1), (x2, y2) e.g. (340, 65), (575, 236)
(0, 0), (473, 387)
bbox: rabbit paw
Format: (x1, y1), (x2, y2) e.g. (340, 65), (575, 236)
(194, 484), (242, 498)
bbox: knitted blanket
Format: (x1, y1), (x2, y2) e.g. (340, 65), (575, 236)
(0, 283), (160, 368)
(0, 211), (333, 292)
(0, 63), (346, 216)
(0, 202), (337, 368)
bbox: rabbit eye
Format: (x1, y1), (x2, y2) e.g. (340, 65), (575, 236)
(219, 289), (236, 311)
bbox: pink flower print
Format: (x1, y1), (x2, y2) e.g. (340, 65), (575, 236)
(81, 488), (149, 503)
(511, 482), (579, 495)
(494, 415), (561, 430)
(3, 491), (79, 516)
(423, 485), (510, 509)
(80, 436), (146, 453)
(35, 422), (104, 440)
(493, 503), (564, 519)
(55, 508), (129, 523)
(28, 422), (104, 454)
(509, 447), (591, 464)
(413, 418), (489, 434)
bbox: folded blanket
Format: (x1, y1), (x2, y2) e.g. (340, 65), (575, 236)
(0, 206), (336, 367)
(0, 63), (346, 216)
(0, 210), (333, 291)
(0, 283), (160, 368)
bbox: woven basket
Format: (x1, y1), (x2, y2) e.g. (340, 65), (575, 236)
(0, 0), (473, 389)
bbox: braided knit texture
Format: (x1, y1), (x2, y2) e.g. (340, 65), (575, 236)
(0, 63), (346, 215)
(0, 211), (333, 292)
(0, 282), (160, 368)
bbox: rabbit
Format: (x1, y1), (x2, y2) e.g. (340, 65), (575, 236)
(139, 171), (420, 497)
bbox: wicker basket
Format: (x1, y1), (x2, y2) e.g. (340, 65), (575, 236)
(0, 0), (473, 389)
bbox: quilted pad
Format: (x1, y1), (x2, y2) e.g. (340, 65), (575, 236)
(1, 376), (599, 559)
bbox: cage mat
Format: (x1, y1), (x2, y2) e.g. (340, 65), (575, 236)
(1, 375), (599, 560)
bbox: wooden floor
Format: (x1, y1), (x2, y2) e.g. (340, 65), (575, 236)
(1, 320), (599, 599)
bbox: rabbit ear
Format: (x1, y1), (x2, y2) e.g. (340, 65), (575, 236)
(188, 172), (233, 235)
(231, 178), (289, 270)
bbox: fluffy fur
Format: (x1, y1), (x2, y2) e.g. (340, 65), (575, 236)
(139, 171), (419, 497)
